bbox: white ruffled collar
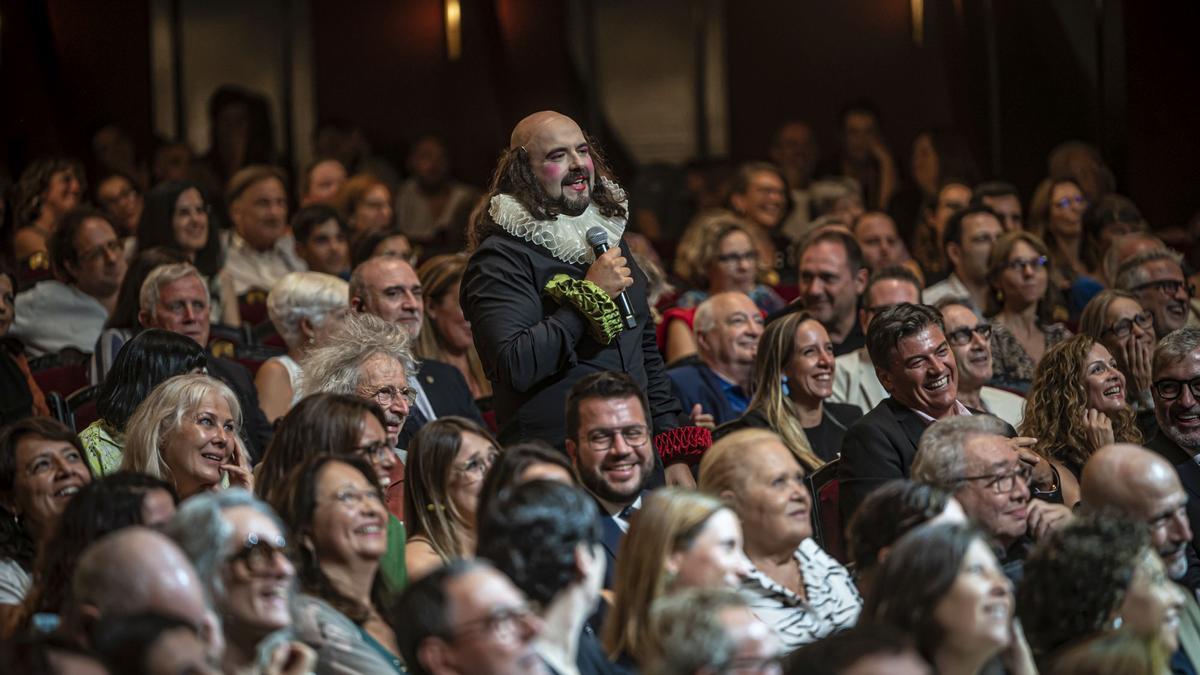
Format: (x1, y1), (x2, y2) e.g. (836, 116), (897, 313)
(488, 177), (627, 264)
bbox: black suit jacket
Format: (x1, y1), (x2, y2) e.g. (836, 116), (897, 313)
(837, 398), (1013, 524)
(395, 358), (485, 450)
(207, 356), (273, 462)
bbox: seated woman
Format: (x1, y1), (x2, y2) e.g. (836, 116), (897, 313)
(256, 392), (407, 592)
(663, 213), (784, 363)
(1021, 334), (1141, 505)
(166, 490), (315, 675)
(1048, 629), (1170, 675)
(255, 272), (349, 422)
(1019, 516), (1183, 669)
(416, 254), (493, 406)
(278, 454), (403, 673)
(331, 174), (395, 238)
(12, 157), (86, 262)
(349, 226), (414, 271)
(844, 479), (966, 598)
(0, 418), (93, 608)
(699, 428), (861, 649)
(602, 488), (753, 669)
(80, 328), (207, 475)
(403, 417), (500, 582)
(120, 373), (253, 500)
(1030, 176), (1096, 288)
(985, 231), (1072, 393)
(1080, 290), (1158, 433)
(865, 523), (1037, 675)
(135, 180), (238, 326)
(0, 262), (48, 420)
(475, 440), (574, 517)
(716, 310), (862, 465)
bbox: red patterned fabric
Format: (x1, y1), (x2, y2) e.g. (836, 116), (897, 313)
(655, 425), (712, 466)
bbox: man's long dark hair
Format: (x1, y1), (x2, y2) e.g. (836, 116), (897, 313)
(468, 134), (626, 250)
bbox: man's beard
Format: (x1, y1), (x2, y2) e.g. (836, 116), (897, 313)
(576, 457), (650, 505)
(557, 169), (591, 217)
(1162, 540), (1190, 581)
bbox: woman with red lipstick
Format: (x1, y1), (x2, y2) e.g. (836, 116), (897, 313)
(1021, 334), (1142, 505)
(716, 310), (862, 466)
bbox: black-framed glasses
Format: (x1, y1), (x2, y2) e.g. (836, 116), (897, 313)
(945, 323), (992, 346)
(1101, 310), (1154, 338)
(586, 425), (650, 451)
(1004, 255), (1048, 273)
(451, 603), (536, 642)
(955, 464), (1033, 494)
(228, 532), (288, 573)
(716, 251), (758, 266)
(1153, 377), (1200, 402)
(371, 385), (418, 407)
(1131, 279), (1194, 298)
(352, 441), (393, 463)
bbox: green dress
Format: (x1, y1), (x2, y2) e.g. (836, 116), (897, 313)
(381, 516), (408, 594)
(78, 419), (124, 476)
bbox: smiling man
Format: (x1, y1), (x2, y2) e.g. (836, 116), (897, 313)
(1117, 248), (1196, 337)
(795, 228), (869, 356)
(669, 292), (764, 426)
(1148, 328), (1200, 560)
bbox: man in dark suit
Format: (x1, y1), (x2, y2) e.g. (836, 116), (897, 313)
(1147, 328), (1200, 558)
(669, 291), (763, 426)
(350, 255), (484, 449)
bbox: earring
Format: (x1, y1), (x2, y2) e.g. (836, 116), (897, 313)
(1111, 615), (1123, 629)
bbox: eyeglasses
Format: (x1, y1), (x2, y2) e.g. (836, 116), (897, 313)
(586, 425), (650, 451)
(101, 185), (138, 207)
(79, 239), (124, 264)
(1053, 195), (1088, 209)
(352, 441), (393, 463)
(327, 487), (384, 508)
(955, 464), (1033, 494)
(451, 604), (536, 642)
(716, 251), (758, 266)
(228, 532), (288, 573)
(453, 449), (500, 479)
(371, 385), (418, 408)
(945, 323), (992, 346)
(1153, 377), (1200, 402)
(1131, 279), (1194, 298)
(1004, 255), (1048, 273)
(1101, 310), (1154, 338)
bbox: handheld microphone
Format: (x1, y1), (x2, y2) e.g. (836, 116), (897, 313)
(585, 226), (637, 330)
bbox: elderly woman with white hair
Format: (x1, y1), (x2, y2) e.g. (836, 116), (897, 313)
(122, 373), (254, 500)
(164, 489), (315, 674)
(255, 271), (350, 422)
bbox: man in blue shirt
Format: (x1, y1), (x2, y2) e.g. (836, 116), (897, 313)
(669, 292), (763, 426)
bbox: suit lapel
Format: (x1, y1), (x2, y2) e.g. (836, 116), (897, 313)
(1178, 460), (1200, 501)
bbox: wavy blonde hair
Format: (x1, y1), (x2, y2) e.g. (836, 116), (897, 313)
(672, 210), (762, 289)
(602, 488), (729, 662)
(742, 311), (824, 470)
(1019, 334), (1141, 469)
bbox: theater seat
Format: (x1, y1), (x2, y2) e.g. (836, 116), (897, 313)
(808, 458), (847, 563)
(67, 384), (103, 432)
(238, 289), (270, 327)
(30, 349), (90, 401)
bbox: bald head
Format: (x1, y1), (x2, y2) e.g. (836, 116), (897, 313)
(508, 110), (594, 217)
(510, 110), (578, 150)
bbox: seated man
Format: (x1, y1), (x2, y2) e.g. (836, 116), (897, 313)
(139, 262), (273, 458)
(795, 228), (868, 356)
(971, 181), (1023, 233)
(669, 292), (763, 426)
(298, 157), (346, 206)
(393, 559), (547, 675)
(934, 297), (1025, 428)
(1148, 328), (1200, 557)
(221, 165), (306, 297)
(291, 204), (350, 278)
(831, 266), (922, 413)
(646, 588), (781, 675)
(475, 481), (610, 675)
(11, 208), (127, 356)
(1116, 247), (1197, 336)
(922, 206), (1002, 312)
(852, 211), (908, 272)
(912, 415), (1070, 582)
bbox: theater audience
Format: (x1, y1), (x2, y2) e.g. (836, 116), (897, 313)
(831, 266), (922, 413)
(135, 180), (239, 327)
(819, 101), (897, 211)
(121, 373), (254, 499)
(972, 181), (1024, 233)
(299, 158), (347, 206)
(845, 480), (965, 598)
(11, 208), (127, 356)
(392, 559), (547, 675)
(923, 206), (1003, 312)
(1021, 334), (1141, 495)
(416, 253), (493, 403)
(394, 135), (479, 255)
(1148, 328), (1200, 552)
(1047, 141), (1116, 204)
(912, 415), (1072, 581)
(795, 228), (869, 356)
(1117, 248), (1195, 337)
(94, 171), (144, 240)
(700, 428), (861, 649)
(80, 328), (207, 475)
(717, 309), (861, 464)
(256, 271), (349, 422)
(222, 165), (305, 296)
(985, 231), (1071, 393)
(785, 623), (931, 675)
(864, 523), (1037, 675)
(1081, 289), (1158, 428)
(603, 488), (751, 668)
(278, 454), (402, 673)
(770, 120), (820, 236)
(165, 489), (315, 675)
(1030, 176), (1094, 284)
(476, 481), (610, 675)
(404, 417), (499, 581)
(669, 292), (763, 427)
(911, 179), (971, 282)
(12, 158), (85, 262)
(1018, 516), (1184, 670)
(256, 392), (407, 593)
(0, 264), (48, 420)
(0, 418), (93, 607)
(333, 174), (395, 237)
(934, 297), (1026, 427)
(725, 162), (788, 242)
(290, 204), (351, 279)
(645, 588), (781, 675)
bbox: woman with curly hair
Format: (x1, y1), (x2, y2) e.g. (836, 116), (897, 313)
(716, 309), (862, 467)
(1080, 290), (1158, 435)
(12, 158), (86, 262)
(1021, 333), (1141, 506)
(1018, 516), (1183, 669)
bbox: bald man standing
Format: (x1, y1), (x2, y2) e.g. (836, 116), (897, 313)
(1082, 443), (1200, 672)
(462, 111), (706, 482)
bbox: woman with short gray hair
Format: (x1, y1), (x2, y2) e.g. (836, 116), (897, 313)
(256, 272), (350, 422)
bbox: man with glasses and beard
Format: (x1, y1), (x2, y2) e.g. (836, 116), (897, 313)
(1148, 328), (1200, 560)
(463, 111), (707, 485)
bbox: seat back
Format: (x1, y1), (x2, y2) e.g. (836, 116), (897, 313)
(238, 289), (270, 327)
(30, 349), (90, 400)
(67, 384), (103, 432)
(807, 457), (847, 562)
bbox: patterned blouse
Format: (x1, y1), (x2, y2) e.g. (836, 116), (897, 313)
(79, 419), (124, 477)
(741, 538), (862, 650)
(988, 321), (1072, 395)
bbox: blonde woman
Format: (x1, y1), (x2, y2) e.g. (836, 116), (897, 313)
(602, 487), (752, 669)
(255, 271), (349, 421)
(121, 373), (253, 500)
(415, 253), (492, 402)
